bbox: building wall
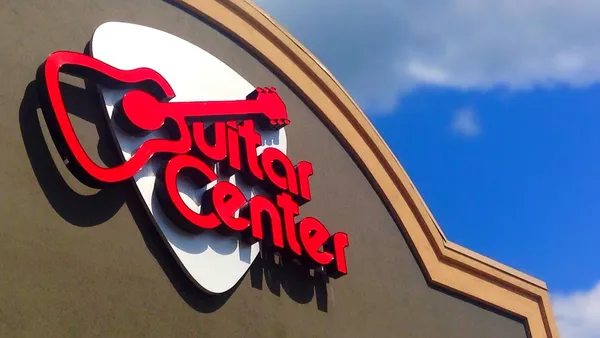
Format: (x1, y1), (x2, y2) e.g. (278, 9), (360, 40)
(0, 1), (528, 337)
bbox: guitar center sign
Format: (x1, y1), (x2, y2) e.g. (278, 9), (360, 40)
(35, 22), (349, 294)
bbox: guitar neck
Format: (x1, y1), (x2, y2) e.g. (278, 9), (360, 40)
(163, 99), (264, 121)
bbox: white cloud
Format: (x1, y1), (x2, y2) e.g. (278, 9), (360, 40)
(254, 0), (600, 113)
(552, 282), (600, 338)
(450, 108), (480, 137)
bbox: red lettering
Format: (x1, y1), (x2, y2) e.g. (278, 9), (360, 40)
(276, 192), (301, 256)
(157, 154), (220, 232)
(224, 121), (242, 173)
(298, 217), (334, 266)
(212, 181), (250, 233)
(296, 161), (313, 204)
(192, 122), (227, 162)
(155, 117), (347, 278)
(260, 147), (298, 195)
(249, 195), (284, 249)
(327, 232), (349, 278)
(238, 120), (264, 181)
(36, 50), (349, 278)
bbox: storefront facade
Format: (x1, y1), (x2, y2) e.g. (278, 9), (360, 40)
(0, 1), (558, 337)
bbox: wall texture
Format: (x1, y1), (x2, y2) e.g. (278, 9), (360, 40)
(0, 1), (528, 337)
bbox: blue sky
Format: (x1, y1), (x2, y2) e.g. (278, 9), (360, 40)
(373, 85), (600, 292)
(255, 0), (600, 336)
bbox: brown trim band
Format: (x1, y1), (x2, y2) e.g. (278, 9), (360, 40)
(176, 1), (559, 336)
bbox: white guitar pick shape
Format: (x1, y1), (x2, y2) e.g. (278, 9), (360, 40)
(90, 21), (287, 294)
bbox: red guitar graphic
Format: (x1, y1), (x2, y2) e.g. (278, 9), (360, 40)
(36, 51), (289, 186)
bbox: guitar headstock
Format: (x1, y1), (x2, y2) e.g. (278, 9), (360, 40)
(247, 87), (290, 128)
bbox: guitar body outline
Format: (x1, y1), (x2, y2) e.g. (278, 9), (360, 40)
(36, 51), (289, 187)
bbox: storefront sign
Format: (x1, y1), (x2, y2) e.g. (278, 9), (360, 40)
(35, 22), (349, 294)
